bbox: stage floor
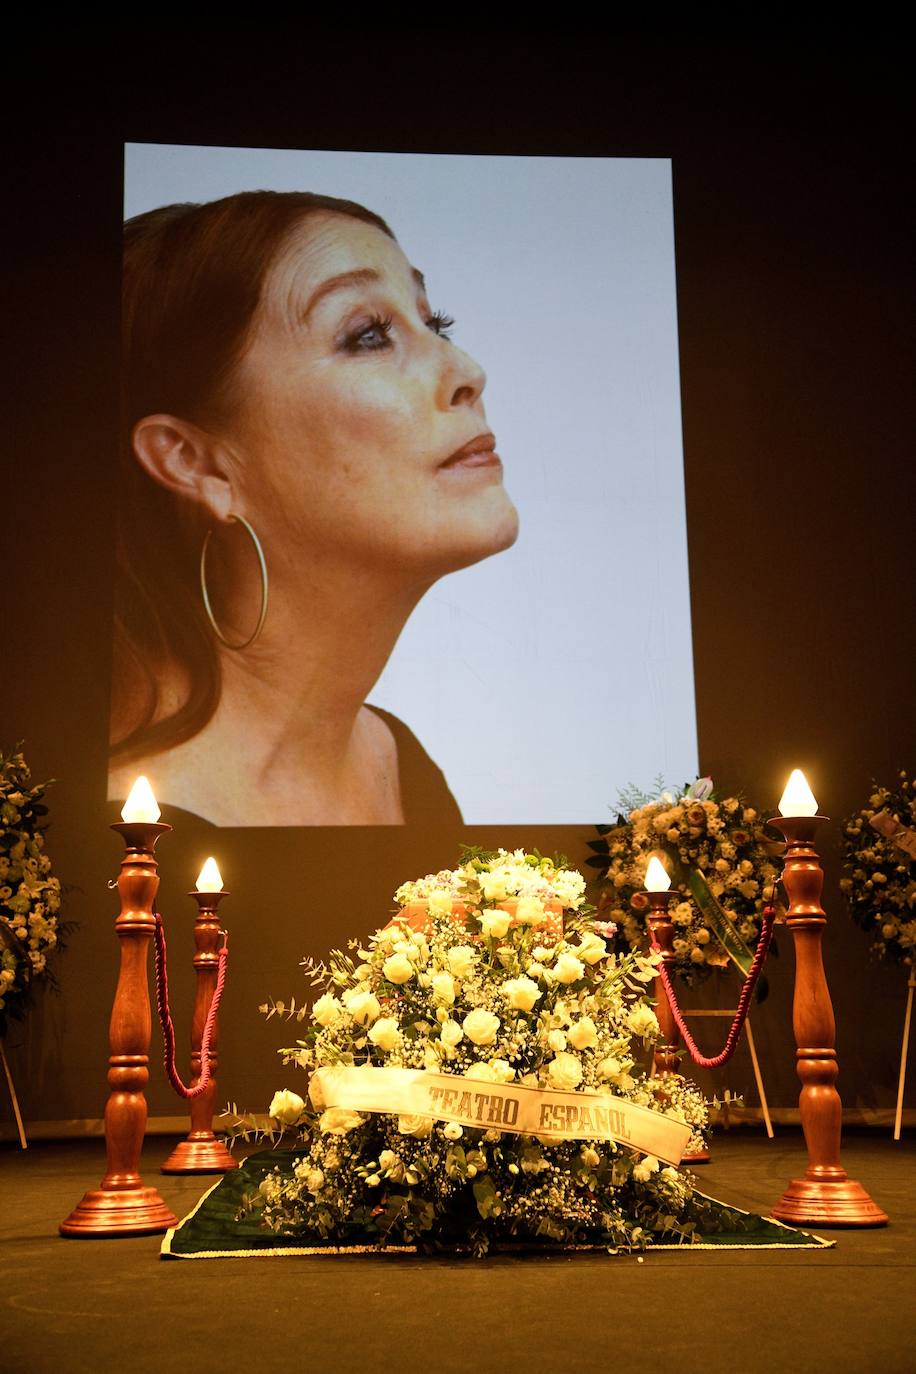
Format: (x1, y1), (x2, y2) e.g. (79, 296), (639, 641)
(1, 1129), (913, 1374)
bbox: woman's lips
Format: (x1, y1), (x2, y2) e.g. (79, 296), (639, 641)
(439, 433), (501, 470)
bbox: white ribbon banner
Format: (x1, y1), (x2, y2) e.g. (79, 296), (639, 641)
(309, 1065), (690, 1166)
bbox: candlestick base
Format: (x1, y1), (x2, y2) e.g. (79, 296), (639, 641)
(60, 1184), (177, 1237)
(772, 1172), (888, 1227)
(160, 1131), (238, 1174)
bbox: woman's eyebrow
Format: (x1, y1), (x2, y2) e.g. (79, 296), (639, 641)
(302, 266), (428, 320)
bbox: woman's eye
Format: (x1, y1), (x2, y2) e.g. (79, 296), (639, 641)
(426, 310), (455, 341)
(342, 314), (393, 352)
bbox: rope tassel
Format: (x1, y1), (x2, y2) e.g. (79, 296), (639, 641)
(153, 913), (229, 1099)
(651, 904), (776, 1069)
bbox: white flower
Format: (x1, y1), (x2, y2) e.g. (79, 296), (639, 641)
(514, 895), (546, 925)
(431, 971), (457, 1004)
(465, 1059), (514, 1083)
(447, 945), (477, 978)
(695, 927), (711, 945)
(575, 932), (607, 965)
(567, 1016), (599, 1050)
(342, 988), (381, 1024)
(480, 909), (512, 939)
(581, 1145), (600, 1169)
(397, 1115), (434, 1138)
(305, 1169), (324, 1194)
(383, 952), (415, 985)
(443, 1122), (463, 1140)
(440, 1018), (464, 1048)
(311, 992), (341, 1026)
(462, 1009), (501, 1045)
(632, 1154), (660, 1183)
(547, 1052), (583, 1091)
(547, 1029), (568, 1052)
(319, 1108), (367, 1135)
(627, 1004), (660, 1039)
(367, 1016), (401, 1051)
(427, 889), (454, 917)
(268, 1089), (305, 1125)
(553, 952), (585, 984)
(480, 871), (508, 902)
(501, 976), (541, 1011)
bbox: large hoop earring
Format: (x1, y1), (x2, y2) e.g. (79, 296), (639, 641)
(200, 514), (269, 650)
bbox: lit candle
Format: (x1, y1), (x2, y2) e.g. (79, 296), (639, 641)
(778, 769), (819, 817)
(645, 855), (672, 891)
(195, 857), (224, 893)
(121, 776), (161, 823)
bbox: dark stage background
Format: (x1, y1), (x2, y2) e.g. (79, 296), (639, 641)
(2, 34), (913, 1131)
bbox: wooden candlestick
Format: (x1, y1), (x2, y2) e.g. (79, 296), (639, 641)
(160, 887), (237, 1174)
(60, 822), (178, 1236)
(644, 888), (708, 1163)
(770, 813), (887, 1226)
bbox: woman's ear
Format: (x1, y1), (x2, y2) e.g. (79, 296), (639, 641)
(131, 414), (234, 522)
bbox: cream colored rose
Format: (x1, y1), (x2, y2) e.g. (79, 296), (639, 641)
(480, 909), (512, 939)
(462, 1009), (501, 1045)
(319, 1107), (367, 1135)
(342, 988), (381, 1024)
(480, 872), (508, 902)
(397, 1115), (434, 1138)
(575, 932), (607, 965)
(383, 952), (415, 985)
(547, 1052), (583, 1091)
(268, 1089), (305, 1125)
(311, 992), (342, 1027)
(514, 895), (546, 925)
(465, 1059), (513, 1083)
(632, 1154), (660, 1183)
(553, 952), (585, 984)
(367, 1016), (401, 1051)
(547, 1028), (568, 1052)
(440, 1018), (464, 1048)
(447, 945), (476, 978)
(568, 1016), (598, 1050)
(627, 1004), (660, 1039)
(431, 971), (457, 1005)
(443, 1121), (463, 1140)
(427, 889), (454, 917)
(501, 976), (541, 1011)
(305, 1168), (325, 1193)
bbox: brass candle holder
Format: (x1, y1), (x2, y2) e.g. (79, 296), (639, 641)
(161, 872), (237, 1174)
(770, 772), (887, 1226)
(61, 801), (178, 1236)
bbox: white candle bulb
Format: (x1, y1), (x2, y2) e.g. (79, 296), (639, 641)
(778, 769), (819, 817)
(645, 855), (672, 892)
(195, 857), (224, 892)
(121, 776), (161, 823)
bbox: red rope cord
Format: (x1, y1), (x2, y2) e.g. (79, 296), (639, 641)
(153, 913), (229, 1099)
(649, 903), (776, 1069)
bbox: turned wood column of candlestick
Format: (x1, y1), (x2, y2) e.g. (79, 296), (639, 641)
(770, 814), (887, 1226)
(161, 887), (237, 1174)
(60, 822), (178, 1236)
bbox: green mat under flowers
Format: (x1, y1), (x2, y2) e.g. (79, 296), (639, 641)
(161, 1153), (833, 1258)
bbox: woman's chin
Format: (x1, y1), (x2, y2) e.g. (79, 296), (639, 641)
(434, 494), (520, 574)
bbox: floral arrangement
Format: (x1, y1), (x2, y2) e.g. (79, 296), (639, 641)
(234, 849), (721, 1255)
(0, 747), (64, 1037)
(841, 771), (916, 964)
(587, 779), (781, 988)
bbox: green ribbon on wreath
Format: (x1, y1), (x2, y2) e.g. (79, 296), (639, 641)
(686, 868), (769, 1002)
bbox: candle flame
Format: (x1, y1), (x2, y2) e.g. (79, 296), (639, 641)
(121, 776), (160, 823)
(778, 769), (818, 817)
(645, 855), (672, 892)
(196, 857), (224, 892)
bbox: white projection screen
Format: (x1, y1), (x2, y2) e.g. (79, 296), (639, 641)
(115, 144), (697, 825)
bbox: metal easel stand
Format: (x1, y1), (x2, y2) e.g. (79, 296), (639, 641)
(894, 966), (915, 1142)
(1, 1039), (27, 1149)
(680, 1006), (774, 1139)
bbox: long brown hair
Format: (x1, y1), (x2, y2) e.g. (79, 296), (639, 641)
(111, 190), (394, 765)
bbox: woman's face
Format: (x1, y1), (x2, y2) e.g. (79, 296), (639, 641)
(223, 213), (519, 589)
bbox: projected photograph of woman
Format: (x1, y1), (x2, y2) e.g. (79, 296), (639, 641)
(108, 191), (519, 825)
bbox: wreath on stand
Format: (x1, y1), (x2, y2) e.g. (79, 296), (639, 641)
(586, 778), (782, 999)
(0, 747), (66, 1039)
(841, 770), (916, 963)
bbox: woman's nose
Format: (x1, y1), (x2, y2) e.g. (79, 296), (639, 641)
(440, 344), (486, 410)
